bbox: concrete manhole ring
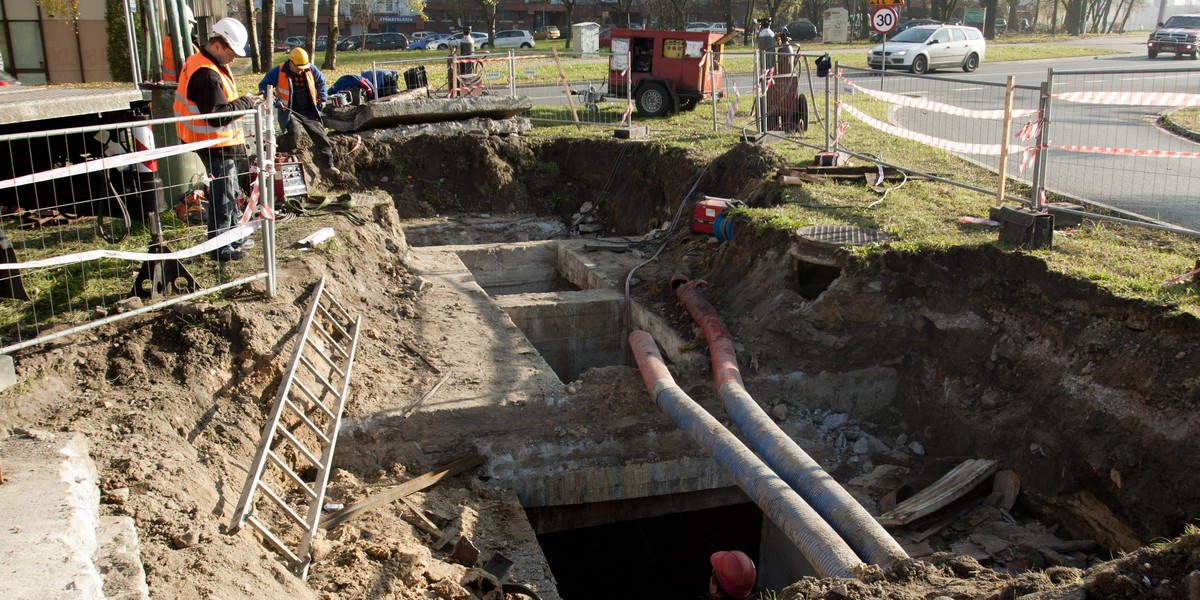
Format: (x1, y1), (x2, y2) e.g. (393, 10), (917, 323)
(794, 225), (892, 249)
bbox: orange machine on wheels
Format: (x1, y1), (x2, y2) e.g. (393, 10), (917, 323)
(606, 28), (740, 117)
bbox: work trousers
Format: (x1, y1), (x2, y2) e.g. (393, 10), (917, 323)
(281, 111), (335, 167)
(204, 152), (244, 258)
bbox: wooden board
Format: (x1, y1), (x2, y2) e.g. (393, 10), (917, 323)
(878, 458), (1001, 527)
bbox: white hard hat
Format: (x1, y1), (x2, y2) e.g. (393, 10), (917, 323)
(212, 17), (248, 56)
(182, 4), (196, 25)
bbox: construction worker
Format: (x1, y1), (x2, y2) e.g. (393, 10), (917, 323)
(707, 551), (757, 600)
(163, 4), (198, 83)
(259, 47), (340, 175)
(174, 17), (260, 262)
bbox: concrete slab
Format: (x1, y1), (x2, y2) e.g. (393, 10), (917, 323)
(325, 94), (533, 132)
(0, 87), (146, 126)
(0, 430), (104, 600)
(93, 516), (150, 600)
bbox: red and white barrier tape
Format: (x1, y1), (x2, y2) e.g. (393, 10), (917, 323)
(456, 54), (550, 63)
(1051, 144), (1200, 158)
(838, 102), (1029, 155)
(0, 221), (262, 270)
(621, 102), (634, 126)
(0, 138), (222, 191)
(1052, 90), (1200, 107)
(838, 74), (1039, 119)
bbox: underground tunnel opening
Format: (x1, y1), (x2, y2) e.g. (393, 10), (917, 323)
(532, 501), (768, 600)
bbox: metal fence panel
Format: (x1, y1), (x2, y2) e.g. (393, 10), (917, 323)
(1042, 67), (1200, 231)
(0, 106), (276, 354)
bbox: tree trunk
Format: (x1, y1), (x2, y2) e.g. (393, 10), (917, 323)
(261, 0), (276, 72)
(563, 1), (576, 50)
(245, 0), (260, 72)
(305, 0), (318, 58)
(324, 0), (340, 70)
(741, 0), (756, 44)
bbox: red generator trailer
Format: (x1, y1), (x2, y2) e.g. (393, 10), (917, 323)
(606, 28), (740, 117)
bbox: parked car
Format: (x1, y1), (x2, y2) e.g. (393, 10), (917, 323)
(482, 29), (535, 49)
(685, 22), (710, 32)
(871, 19), (940, 42)
(1147, 13), (1200, 59)
(275, 36), (304, 51)
(781, 20), (819, 41)
(534, 26), (560, 39)
(408, 34), (446, 51)
(866, 24), (985, 73)
(708, 22), (728, 34)
(315, 35), (328, 51)
(337, 35), (364, 50)
(435, 31), (488, 51)
(365, 32), (408, 50)
(410, 31), (436, 42)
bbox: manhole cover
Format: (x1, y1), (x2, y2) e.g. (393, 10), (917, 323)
(795, 225), (891, 249)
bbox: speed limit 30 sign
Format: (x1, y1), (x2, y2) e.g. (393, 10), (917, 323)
(871, 6), (900, 35)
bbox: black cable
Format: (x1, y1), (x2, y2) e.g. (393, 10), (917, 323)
(623, 164), (710, 357)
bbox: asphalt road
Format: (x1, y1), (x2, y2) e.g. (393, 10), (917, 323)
(844, 37), (1200, 230)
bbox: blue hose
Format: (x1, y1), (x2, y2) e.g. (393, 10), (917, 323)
(629, 330), (864, 579)
(674, 278), (908, 567)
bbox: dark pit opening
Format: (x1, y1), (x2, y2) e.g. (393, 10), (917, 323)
(796, 263), (842, 299)
(535, 502), (763, 600)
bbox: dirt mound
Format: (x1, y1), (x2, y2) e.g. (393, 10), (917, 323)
(3, 136), (1200, 600)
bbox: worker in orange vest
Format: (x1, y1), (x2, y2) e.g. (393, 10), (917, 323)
(162, 4), (198, 83)
(173, 17), (260, 261)
(259, 47), (339, 175)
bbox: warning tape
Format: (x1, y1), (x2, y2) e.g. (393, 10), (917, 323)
(455, 54), (550, 64)
(1052, 90), (1200, 107)
(838, 101), (1029, 155)
(1052, 145), (1200, 158)
(838, 74), (1039, 119)
(0, 221), (262, 270)
(0, 138), (223, 191)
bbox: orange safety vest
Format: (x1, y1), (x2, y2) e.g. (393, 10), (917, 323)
(173, 52), (246, 148)
(162, 38), (178, 82)
(275, 64), (318, 113)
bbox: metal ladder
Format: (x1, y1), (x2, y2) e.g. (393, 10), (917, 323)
(229, 277), (361, 578)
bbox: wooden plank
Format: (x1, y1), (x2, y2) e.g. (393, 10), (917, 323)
(320, 454), (484, 530)
(401, 496), (441, 535)
(878, 458), (1001, 527)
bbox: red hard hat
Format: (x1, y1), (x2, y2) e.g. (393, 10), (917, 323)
(710, 550), (756, 599)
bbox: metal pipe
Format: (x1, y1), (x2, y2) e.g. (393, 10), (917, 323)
(627, 330), (864, 579)
(672, 277), (908, 567)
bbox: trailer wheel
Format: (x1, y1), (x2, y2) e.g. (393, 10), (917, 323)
(635, 83), (670, 117)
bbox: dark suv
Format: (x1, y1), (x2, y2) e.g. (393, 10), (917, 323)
(1148, 14), (1200, 59)
(781, 20), (818, 41)
(365, 32), (408, 50)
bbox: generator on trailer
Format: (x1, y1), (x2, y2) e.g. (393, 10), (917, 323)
(606, 28), (740, 117)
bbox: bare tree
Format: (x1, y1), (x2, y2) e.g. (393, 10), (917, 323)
(801, 0), (831, 31)
(760, 0), (798, 29)
(598, 0), (639, 27)
(561, 0), (579, 49)
(260, 0), (276, 70)
(243, 0), (261, 71)
(348, 0), (383, 47)
(929, 0), (959, 23)
(471, 0), (497, 47)
(661, 0), (694, 32)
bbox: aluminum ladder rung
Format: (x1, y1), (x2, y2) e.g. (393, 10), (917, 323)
(283, 397), (331, 447)
(316, 302), (351, 340)
(304, 333), (346, 379)
(229, 276), (361, 578)
(247, 515), (302, 566)
(292, 379), (336, 420)
(277, 422), (322, 467)
(298, 354), (342, 400)
(256, 480), (309, 530)
(311, 320), (349, 360)
(267, 449), (318, 501)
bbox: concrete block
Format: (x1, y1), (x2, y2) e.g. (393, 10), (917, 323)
(0, 354), (15, 392)
(613, 125), (648, 139)
(1047, 202), (1085, 228)
(997, 206), (1053, 250)
(93, 516), (150, 600)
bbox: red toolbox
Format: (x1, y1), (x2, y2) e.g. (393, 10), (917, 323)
(692, 197), (730, 234)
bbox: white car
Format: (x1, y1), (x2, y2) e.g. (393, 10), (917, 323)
(866, 24), (986, 74)
(708, 22), (728, 34)
(483, 29), (535, 49)
(685, 22), (710, 32)
(435, 32), (488, 50)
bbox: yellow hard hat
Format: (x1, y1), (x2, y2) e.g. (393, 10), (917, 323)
(289, 47), (310, 68)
